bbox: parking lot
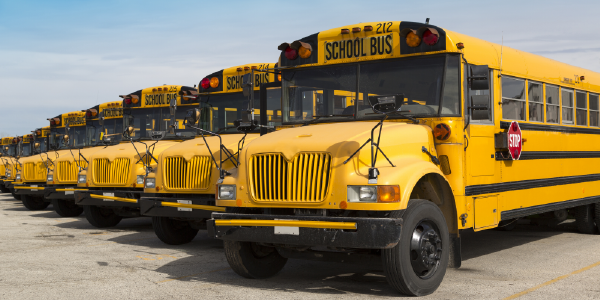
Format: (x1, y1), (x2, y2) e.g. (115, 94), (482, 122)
(1, 193), (600, 299)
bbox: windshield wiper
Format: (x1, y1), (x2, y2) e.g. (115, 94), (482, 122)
(303, 114), (353, 126)
(389, 112), (420, 124)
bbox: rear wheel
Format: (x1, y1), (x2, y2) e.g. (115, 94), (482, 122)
(224, 240), (288, 279)
(83, 205), (122, 228)
(152, 217), (199, 245)
(11, 191), (21, 201)
(21, 195), (49, 210)
(52, 199), (83, 217)
(575, 205), (597, 234)
(382, 199), (449, 296)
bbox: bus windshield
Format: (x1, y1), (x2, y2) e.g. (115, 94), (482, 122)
(282, 55), (460, 124)
(5, 145), (16, 156)
(35, 137), (47, 153)
(199, 90), (282, 134)
(86, 119), (123, 146)
(124, 107), (197, 139)
(21, 143), (32, 157)
(68, 126), (86, 148)
(49, 128), (67, 150)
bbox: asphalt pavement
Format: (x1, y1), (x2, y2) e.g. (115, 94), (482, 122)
(1, 193), (600, 299)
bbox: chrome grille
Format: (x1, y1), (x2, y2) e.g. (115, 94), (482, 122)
(92, 158), (130, 185)
(163, 156), (212, 190)
(57, 160), (88, 183)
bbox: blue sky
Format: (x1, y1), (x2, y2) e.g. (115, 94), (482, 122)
(1, 0), (599, 136)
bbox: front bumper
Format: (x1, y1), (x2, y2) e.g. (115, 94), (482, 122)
(74, 189), (142, 208)
(208, 212), (403, 249)
(140, 194), (225, 219)
(44, 185), (89, 200)
(12, 183), (46, 196)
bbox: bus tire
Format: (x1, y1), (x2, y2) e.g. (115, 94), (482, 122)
(152, 217), (199, 245)
(12, 191), (21, 201)
(574, 205), (596, 234)
(382, 199), (449, 296)
(595, 204), (600, 233)
(224, 240), (288, 279)
(0, 186), (10, 193)
(83, 205), (122, 228)
(52, 199), (83, 217)
(21, 195), (49, 210)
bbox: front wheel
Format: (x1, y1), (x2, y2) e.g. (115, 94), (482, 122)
(0, 186), (10, 193)
(83, 205), (122, 228)
(575, 205), (597, 234)
(21, 195), (49, 210)
(382, 199), (449, 296)
(224, 241), (288, 279)
(52, 199), (84, 217)
(11, 191), (21, 201)
(152, 217), (199, 245)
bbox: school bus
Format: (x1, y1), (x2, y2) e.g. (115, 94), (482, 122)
(2, 137), (23, 198)
(74, 85), (200, 228)
(0, 136), (18, 193)
(139, 63), (281, 245)
(207, 21), (600, 296)
(14, 112), (88, 210)
(44, 101), (124, 217)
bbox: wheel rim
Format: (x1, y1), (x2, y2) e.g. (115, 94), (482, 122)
(410, 219), (442, 279)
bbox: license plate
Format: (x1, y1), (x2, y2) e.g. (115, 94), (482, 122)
(65, 191), (74, 195)
(177, 200), (192, 212)
(103, 192), (114, 201)
(31, 185), (37, 192)
(274, 220), (299, 236)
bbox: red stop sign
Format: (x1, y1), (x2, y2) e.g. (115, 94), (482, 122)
(507, 121), (522, 160)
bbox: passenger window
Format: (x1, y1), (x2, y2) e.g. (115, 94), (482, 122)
(546, 85), (559, 123)
(502, 77), (525, 120)
(562, 88), (574, 124)
(590, 94), (599, 127)
(528, 82), (543, 122)
(576, 91), (587, 126)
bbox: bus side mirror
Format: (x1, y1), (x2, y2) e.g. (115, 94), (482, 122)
(184, 108), (201, 127)
(34, 143), (40, 150)
(241, 73), (253, 97)
(170, 98), (177, 116)
(471, 95), (490, 120)
(469, 65), (489, 90)
(123, 126), (135, 138)
(368, 94), (404, 114)
(98, 112), (104, 126)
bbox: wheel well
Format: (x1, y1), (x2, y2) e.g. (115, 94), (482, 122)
(409, 173), (458, 235)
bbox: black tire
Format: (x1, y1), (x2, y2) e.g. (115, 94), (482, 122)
(52, 199), (83, 217)
(594, 203), (600, 233)
(224, 240), (288, 279)
(11, 191), (21, 201)
(575, 205), (596, 234)
(83, 205), (122, 228)
(382, 199), (450, 296)
(152, 217), (199, 245)
(21, 195), (49, 210)
(0, 186), (10, 193)
(496, 219), (517, 231)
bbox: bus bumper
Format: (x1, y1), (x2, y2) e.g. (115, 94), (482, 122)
(74, 189), (142, 208)
(139, 194), (224, 219)
(13, 183), (46, 197)
(44, 186), (88, 200)
(208, 212), (404, 249)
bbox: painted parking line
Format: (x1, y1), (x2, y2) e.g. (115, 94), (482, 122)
(504, 260), (600, 299)
(157, 267), (231, 283)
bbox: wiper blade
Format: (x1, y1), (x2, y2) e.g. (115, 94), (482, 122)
(303, 114), (353, 126)
(389, 112), (419, 124)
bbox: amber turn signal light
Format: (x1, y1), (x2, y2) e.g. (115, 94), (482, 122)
(434, 123), (451, 140)
(377, 186), (400, 203)
(210, 77), (219, 88)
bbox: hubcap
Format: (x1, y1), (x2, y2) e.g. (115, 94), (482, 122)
(410, 220), (442, 279)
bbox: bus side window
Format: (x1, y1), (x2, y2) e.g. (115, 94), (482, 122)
(501, 76), (525, 121)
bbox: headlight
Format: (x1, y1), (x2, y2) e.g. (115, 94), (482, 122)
(145, 178), (155, 188)
(137, 175), (145, 185)
(347, 185), (400, 203)
(218, 185), (236, 200)
(78, 174), (86, 183)
(15, 174), (21, 181)
(47, 174), (53, 182)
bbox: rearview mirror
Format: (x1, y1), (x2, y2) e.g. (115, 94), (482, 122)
(34, 143), (40, 150)
(98, 111), (104, 126)
(471, 95), (490, 120)
(170, 97), (177, 116)
(123, 126), (135, 138)
(368, 94), (404, 114)
(241, 73), (253, 97)
(184, 108), (201, 127)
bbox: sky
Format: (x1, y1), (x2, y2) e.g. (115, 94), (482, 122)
(1, 0), (599, 136)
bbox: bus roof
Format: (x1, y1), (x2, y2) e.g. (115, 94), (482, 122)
(198, 63), (278, 94)
(279, 21), (600, 93)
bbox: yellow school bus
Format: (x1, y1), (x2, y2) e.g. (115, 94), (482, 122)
(0, 136), (18, 193)
(44, 101), (124, 217)
(139, 63), (281, 245)
(15, 112), (88, 210)
(74, 85), (200, 228)
(207, 21), (600, 296)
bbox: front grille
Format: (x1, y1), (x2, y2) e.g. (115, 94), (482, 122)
(249, 152), (331, 202)
(57, 160), (88, 183)
(92, 158), (130, 185)
(23, 162), (47, 181)
(163, 156), (212, 190)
